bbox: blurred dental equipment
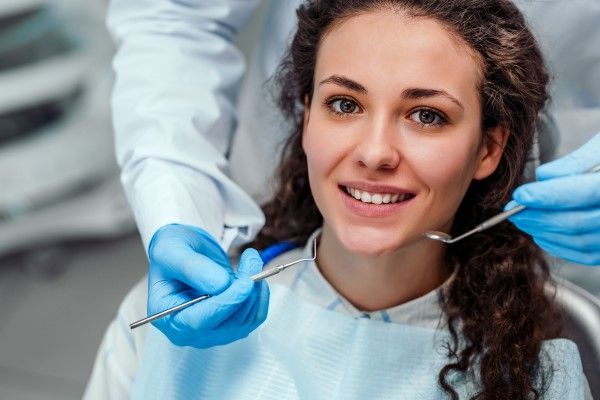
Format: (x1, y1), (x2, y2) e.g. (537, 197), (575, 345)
(0, 1), (134, 259)
(424, 163), (600, 244)
(129, 238), (318, 329)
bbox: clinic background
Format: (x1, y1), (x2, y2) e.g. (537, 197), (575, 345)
(0, 1), (597, 399)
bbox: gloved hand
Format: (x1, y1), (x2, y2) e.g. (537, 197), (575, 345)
(505, 133), (600, 265)
(147, 224), (269, 348)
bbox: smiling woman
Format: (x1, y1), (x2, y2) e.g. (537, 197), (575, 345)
(301, 9), (508, 308)
(85, 1), (590, 399)
(250, 0), (586, 399)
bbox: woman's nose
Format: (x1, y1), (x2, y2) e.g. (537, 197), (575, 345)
(352, 117), (400, 171)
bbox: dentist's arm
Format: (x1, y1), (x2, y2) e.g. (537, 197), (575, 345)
(106, 0), (267, 347)
(506, 133), (600, 265)
(107, 0), (265, 251)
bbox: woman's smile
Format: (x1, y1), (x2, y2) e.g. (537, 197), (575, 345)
(338, 182), (416, 218)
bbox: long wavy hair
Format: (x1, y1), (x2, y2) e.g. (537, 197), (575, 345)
(249, 1), (561, 398)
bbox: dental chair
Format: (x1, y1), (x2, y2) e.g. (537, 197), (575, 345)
(553, 278), (600, 399)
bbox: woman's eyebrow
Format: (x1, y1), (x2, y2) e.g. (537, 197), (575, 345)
(401, 88), (464, 110)
(317, 77), (464, 110)
(318, 75), (367, 94)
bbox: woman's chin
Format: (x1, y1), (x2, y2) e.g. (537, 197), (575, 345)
(338, 229), (414, 258)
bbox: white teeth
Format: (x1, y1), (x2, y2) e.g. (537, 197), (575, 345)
(344, 187), (412, 204)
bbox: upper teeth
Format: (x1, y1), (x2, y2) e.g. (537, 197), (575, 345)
(345, 187), (412, 204)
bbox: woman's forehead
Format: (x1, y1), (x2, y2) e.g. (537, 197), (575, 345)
(315, 10), (483, 103)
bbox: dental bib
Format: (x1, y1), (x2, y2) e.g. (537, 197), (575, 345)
(132, 284), (584, 399)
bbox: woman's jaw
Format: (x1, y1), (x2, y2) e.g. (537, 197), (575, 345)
(317, 222), (451, 311)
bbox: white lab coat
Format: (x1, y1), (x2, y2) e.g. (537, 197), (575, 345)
(107, 0), (600, 253)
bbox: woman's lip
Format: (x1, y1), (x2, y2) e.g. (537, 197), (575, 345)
(338, 186), (414, 218)
(338, 181), (415, 195)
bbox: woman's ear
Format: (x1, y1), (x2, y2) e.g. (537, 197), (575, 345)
(301, 95), (311, 150)
(473, 125), (509, 180)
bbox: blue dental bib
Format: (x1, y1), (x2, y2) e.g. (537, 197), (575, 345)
(132, 284), (584, 399)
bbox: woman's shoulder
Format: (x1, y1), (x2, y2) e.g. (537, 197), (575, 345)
(538, 338), (589, 399)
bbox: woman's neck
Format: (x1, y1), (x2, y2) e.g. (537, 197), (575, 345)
(316, 225), (451, 312)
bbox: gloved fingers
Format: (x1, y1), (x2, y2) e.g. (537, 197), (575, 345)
(148, 224), (233, 295)
(217, 249), (265, 326)
(147, 271), (186, 301)
(508, 207), (600, 235)
(252, 281), (270, 326)
(533, 237), (600, 266)
(512, 173), (600, 209)
(504, 200), (522, 213)
(149, 224), (231, 267)
(528, 230), (600, 253)
(535, 132), (600, 180)
(211, 252), (269, 334)
(231, 281), (270, 328)
(162, 308), (252, 348)
(149, 288), (202, 335)
(151, 249), (266, 346)
(180, 225), (231, 269)
(171, 247), (264, 330)
(221, 282), (261, 327)
(211, 285), (270, 343)
(202, 323), (258, 347)
(236, 248), (264, 278)
(146, 271), (213, 323)
(170, 276), (255, 332)
(230, 316), (265, 342)
(223, 285), (271, 343)
(147, 280), (192, 316)
(149, 244), (232, 296)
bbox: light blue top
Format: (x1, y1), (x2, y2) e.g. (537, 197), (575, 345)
(83, 233), (591, 398)
(131, 283), (585, 399)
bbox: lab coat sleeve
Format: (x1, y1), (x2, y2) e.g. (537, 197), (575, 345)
(106, 0), (265, 251)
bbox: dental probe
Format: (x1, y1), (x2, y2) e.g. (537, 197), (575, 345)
(129, 238), (317, 329)
(424, 163), (600, 244)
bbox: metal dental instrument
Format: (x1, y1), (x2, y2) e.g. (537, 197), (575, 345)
(424, 163), (600, 244)
(424, 206), (526, 244)
(129, 238), (318, 330)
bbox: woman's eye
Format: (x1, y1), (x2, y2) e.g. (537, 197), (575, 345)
(328, 98), (360, 115)
(409, 109), (446, 126)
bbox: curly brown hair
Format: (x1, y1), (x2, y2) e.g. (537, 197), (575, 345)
(250, 1), (562, 398)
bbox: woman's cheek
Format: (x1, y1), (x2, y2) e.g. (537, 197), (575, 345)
(408, 141), (476, 203)
(306, 122), (351, 172)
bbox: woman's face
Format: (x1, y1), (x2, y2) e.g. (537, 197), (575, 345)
(303, 10), (505, 257)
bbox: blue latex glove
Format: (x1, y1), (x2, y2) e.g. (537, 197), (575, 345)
(505, 133), (600, 265)
(147, 224), (269, 348)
